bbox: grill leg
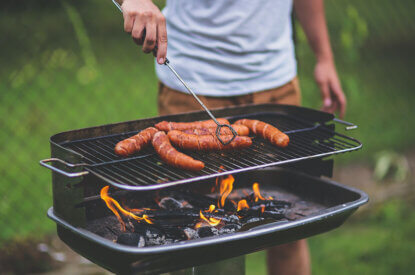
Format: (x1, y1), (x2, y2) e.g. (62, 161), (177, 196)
(169, 255), (245, 275)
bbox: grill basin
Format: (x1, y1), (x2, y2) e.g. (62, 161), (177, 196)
(48, 168), (368, 274)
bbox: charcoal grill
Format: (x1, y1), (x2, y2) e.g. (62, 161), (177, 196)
(41, 103), (368, 274)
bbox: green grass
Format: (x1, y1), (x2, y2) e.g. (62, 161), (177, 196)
(247, 200), (415, 275)
(0, 0), (414, 254)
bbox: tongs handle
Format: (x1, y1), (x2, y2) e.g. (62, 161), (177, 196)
(111, 0), (237, 145)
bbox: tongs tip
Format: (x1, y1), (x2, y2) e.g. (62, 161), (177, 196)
(216, 124), (238, 145)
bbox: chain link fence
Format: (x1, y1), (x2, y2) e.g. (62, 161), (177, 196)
(0, 0), (414, 248)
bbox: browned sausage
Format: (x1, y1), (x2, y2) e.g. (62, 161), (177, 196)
(155, 118), (230, 132)
(152, 131), (205, 171)
(115, 127), (158, 156)
(182, 124), (250, 136)
(234, 119), (289, 147)
(167, 130), (252, 151)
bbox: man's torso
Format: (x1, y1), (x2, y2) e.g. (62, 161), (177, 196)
(156, 0), (296, 96)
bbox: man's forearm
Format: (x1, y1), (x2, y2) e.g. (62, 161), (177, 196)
(293, 0), (333, 63)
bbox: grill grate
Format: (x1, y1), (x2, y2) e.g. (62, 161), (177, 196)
(60, 113), (361, 190)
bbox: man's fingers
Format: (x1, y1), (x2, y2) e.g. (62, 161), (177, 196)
(318, 81), (332, 112)
(156, 17), (168, 64)
(330, 81), (347, 118)
(123, 13), (134, 33)
(131, 15), (145, 45)
(142, 23), (157, 53)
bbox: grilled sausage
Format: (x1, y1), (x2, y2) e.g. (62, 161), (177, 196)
(167, 130), (252, 151)
(182, 124), (250, 136)
(115, 127), (158, 156)
(152, 131), (205, 171)
(234, 119), (289, 147)
(155, 118), (230, 132)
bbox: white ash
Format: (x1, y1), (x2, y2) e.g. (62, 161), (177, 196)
(219, 224), (241, 234)
(228, 215), (240, 223)
(183, 228), (198, 240)
(246, 217), (262, 223)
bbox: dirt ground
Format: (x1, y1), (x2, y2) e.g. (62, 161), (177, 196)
(22, 151), (415, 274)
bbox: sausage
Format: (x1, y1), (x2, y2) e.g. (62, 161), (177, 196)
(155, 118), (230, 132)
(115, 127), (158, 156)
(167, 130), (252, 151)
(182, 124), (250, 136)
(234, 119), (289, 147)
(152, 131), (205, 171)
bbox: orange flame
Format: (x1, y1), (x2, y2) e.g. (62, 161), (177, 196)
(195, 205), (221, 228)
(212, 166), (225, 192)
(252, 183), (273, 202)
(207, 204), (216, 213)
(218, 174), (234, 208)
(260, 204), (266, 214)
(100, 186), (153, 231)
(237, 199), (250, 211)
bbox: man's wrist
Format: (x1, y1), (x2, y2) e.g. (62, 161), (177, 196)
(316, 53), (334, 65)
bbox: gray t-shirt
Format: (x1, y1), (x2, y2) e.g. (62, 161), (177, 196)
(156, 0), (296, 97)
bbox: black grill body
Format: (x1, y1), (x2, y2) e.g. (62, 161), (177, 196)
(42, 104), (367, 274)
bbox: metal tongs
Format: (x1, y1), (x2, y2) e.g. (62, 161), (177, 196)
(112, 0), (237, 145)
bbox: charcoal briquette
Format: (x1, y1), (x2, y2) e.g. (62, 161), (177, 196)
(117, 233), (146, 247)
(219, 224), (241, 234)
(183, 228), (198, 240)
(197, 226), (218, 237)
(159, 197), (183, 210)
(228, 215), (240, 223)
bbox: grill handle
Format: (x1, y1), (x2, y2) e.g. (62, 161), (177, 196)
(39, 158), (89, 178)
(333, 118), (358, 130)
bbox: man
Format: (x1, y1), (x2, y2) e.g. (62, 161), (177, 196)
(116, 0), (346, 274)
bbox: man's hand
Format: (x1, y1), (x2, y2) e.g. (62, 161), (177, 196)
(121, 0), (167, 64)
(314, 60), (346, 118)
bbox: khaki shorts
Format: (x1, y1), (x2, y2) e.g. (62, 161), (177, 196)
(158, 77), (301, 116)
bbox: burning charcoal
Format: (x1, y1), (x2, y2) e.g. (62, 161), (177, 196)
(197, 226), (219, 238)
(117, 233), (146, 248)
(246, 217), (262, 223)
(219, 224), (241, 234)
(179, 192), (216, 208)
(250, 203), (267, 211)
(223, 200), (237, 212)
(183, 228), (198, 240)
(86, 216), (123, 240)
(163, 239), (174, 245)
(159, 197), (183, 210)
(161, 227), (188, 241)
(266, 200), (291, 209)
(228, 215), (240, 224)
(144, 227), (166, 246)
(261, 210), (286, 220)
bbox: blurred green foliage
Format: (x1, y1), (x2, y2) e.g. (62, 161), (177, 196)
(0, 0), (414, 267)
